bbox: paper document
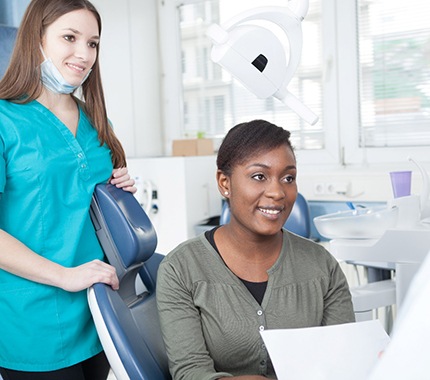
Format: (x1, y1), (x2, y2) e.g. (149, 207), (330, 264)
(260, 320), (390, 380)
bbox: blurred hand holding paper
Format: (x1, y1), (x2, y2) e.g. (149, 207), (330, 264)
(260, 320), (390, 380)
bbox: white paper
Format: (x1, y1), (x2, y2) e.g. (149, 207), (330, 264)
(260, 320), (390, 380)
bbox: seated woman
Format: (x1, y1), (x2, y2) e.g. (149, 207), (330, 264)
(156, 119), (355, 380)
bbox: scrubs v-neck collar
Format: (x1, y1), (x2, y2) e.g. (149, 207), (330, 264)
(32, 99), (91, 181)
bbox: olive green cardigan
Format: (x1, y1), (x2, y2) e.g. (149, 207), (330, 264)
(156, 230), (355, 380)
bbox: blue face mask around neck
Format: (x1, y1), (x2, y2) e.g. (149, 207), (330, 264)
(39, 47), (92, 94)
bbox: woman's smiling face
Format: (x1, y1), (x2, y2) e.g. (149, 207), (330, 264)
(41, 9), (99, 87)
(223, 144), (297, 237)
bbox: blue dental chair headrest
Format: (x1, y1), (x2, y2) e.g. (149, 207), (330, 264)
(90, 184), (157, 275)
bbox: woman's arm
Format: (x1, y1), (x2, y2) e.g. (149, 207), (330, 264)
(0, 229), (119, 292)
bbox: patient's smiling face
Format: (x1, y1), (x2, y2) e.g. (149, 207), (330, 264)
(226, 145), (297, 237)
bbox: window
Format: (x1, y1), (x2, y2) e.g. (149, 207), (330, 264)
(357, 0), (430, 148)
(335, 0), (430, 164)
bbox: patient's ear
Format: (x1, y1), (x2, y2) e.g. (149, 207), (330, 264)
(216, 170), (230, 197)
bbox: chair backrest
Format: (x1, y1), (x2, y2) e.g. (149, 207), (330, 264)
(0, 25), (17, 78)
(219, 192), (311, 238)
(88, 184), (171, 380)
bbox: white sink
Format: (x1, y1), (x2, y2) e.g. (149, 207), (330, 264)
(314, 206), (399, 239)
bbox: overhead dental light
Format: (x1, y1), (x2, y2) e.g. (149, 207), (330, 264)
(206, 0), (318, 125)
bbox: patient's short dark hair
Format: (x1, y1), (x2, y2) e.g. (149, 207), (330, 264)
(217, 119), (295, 176)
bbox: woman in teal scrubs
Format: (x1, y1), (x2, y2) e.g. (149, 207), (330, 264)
(0, 1), (136, 379)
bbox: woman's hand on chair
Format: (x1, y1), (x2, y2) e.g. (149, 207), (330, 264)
(59, 260), (119, 292)
(110, 167), (137, 193)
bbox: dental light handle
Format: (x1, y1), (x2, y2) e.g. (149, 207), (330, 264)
(275, 88), (319, 125)
(288, 0), (309, 20)
(221, 1), (309, 29)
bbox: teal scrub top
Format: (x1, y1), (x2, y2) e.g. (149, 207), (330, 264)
(0, 99), (113, 371)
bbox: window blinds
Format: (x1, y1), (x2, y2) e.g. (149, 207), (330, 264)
(357, 0), (430, 147)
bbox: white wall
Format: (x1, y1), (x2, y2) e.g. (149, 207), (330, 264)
(92, 0), (163, 158)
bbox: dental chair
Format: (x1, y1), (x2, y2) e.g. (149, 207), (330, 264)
(220, 192), (312, 238)
(88, 184), (170, 380)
